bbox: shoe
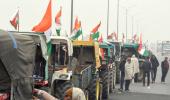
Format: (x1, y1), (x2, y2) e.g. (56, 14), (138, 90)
(118, 88), (123, 92)
(125, 89), (129, 92)
(147, 86), (150, 89)
(161, 81), (165, 84)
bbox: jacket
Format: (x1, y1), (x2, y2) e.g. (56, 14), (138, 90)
(150, 55), (159, 69)
(161, 60), (169, 70)
(119, 60), (126, 73)
(125, 62), (133, 80)
(131, 57), (139, 75)
(142, 60), (152, 72)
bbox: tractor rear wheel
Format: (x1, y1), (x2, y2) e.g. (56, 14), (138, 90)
(100, 68), (110, 99)
(54, 80), (72, 100)
(109, 68), (114, 93)
(88, 76), (102, 100)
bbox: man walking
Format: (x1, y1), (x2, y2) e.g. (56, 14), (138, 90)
(142, 57), (152, 88)
(119, 56), (126, 91)
(161, 57), (169, 83)
(124, 57), (133, 91)
(131, 54), (139, 83)
(150, 55), (159, 83)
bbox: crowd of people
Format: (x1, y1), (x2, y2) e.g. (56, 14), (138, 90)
(118, 54), (169, 92)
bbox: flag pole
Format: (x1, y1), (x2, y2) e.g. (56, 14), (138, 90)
(107, 0), (110, 38)
(18, 7), (19, 32)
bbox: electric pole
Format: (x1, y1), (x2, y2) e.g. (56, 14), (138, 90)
(117, 0), (120, 40)
(70, 0), (74, 33)
(107, 0), (110, 37)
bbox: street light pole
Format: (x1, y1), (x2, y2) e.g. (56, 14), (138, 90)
(117, 0), (120, 40)
(126, 8), (128, 42)
(107, 0), (110, 37)
(70, 0), (74, 33)
(125, 5), (136, 42)
(132, 16), (134, 38)
(137, 22), (139, 34)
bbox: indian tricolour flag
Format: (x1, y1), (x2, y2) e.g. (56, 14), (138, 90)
(89, 22), (101, 41)
(71, 17), (82, 40)
(32, 0), (52, 55)
(138, 33), (147, 56)
(10, 9), (19, 30)
(55, 7), (62, 36)
(98, 34), (104, 60)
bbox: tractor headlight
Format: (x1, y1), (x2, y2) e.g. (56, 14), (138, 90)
(59, 74), (69, 79)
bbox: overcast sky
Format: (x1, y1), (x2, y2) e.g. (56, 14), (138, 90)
(0, 0), (170, 42)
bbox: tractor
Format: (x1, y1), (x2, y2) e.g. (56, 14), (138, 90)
(109, 42), (122, 84)
(121, 43), (151, 82)
(71, 40), (102, 100)
(0, 30), (47, 100)
(47, 38), (102, 100)
(48, 36), (73, 99)
(99, 41), (116, 99)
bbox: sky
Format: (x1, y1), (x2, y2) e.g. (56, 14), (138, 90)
(0, 0), (170, 42)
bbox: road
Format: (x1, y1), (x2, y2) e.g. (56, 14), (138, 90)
(109, 92), (170, 100)
(109, 53), (170, 100)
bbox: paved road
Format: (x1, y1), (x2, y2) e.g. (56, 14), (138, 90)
(109, 92), (170, 100)
(109, 53), (170, 100)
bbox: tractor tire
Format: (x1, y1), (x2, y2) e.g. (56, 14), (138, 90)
(113, 70), (117, 89)
(109, 68), (114, 93)
(54, 80), (72, 100)
(88, 76), (102, 100)
(113, 65), (117, 89)
(100, 68), (109, 99)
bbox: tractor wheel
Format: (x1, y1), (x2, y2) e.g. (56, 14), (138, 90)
(113, 66), (117, 89)
(88, 77), (102, 100)
(100, 68), (110, 99)
(54, 80), (72, 100)
(109, 68), (114, 93)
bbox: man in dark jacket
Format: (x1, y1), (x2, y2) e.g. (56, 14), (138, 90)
(161, 57), (169, 83)
(150, 55), (159, 83)
(142, 57), (152, 88)
(119, 56), (126, 91)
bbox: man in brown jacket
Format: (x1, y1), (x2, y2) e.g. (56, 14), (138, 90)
(161, 57), (169, 83)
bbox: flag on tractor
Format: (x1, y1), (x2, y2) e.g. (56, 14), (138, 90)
(32, 0), (52, 55)
(138, 33), (148, 56)
(55, 7), (62, 36)
(89, 22), (101, 40)
(133, 34), (137, 42)
(107, 33), (113, 40)
(100, 48), (105, 60)
(71, 17), (82, 40)
(133, 34), (137, 40)
(73, 17), (80, 31)
(138, 33), (142, 52)
(98, 34), (104, 59)
(113, 32), (118, 41)
(10, 10), (19, 30)
(98, 34), (103, 43)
